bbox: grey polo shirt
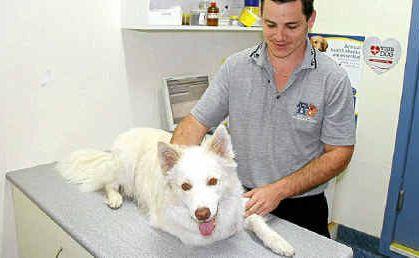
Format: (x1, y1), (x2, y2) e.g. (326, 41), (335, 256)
(191, 39), (356, 197)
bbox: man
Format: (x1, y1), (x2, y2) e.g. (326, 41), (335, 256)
(170, 0), (355, 238)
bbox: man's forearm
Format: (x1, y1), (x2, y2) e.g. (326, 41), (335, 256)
(170, 114), (209, 146)
(273, 145), (354, 199)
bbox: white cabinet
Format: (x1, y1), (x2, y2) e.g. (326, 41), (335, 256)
(12, 186), (93, 258)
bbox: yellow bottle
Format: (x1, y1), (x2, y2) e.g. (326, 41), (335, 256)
(239, 0), (260, 27)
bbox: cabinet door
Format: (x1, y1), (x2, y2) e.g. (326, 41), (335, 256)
(380, 1), (419, 256)
(392, 58), (419, 252)
(12, 187), (93, 258)
(391, 0), (419, 252)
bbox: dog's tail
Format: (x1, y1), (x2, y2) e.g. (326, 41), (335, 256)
(56, 149), (122, 192)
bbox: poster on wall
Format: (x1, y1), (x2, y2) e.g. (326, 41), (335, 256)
(362, 37), (402, 74)
(308, 33), (365, 125)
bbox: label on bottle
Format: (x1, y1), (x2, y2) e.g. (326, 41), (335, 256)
(207, 13), (219, 19)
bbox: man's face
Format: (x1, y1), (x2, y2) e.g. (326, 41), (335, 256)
(262, 0), (316, 59)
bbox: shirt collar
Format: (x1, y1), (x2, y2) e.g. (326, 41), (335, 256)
(249, 41), (267, 68)
(249, 38), (318, 70)
(301, 38), (318, 69)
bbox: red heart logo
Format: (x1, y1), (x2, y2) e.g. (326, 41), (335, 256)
(370, 45), (380, 55)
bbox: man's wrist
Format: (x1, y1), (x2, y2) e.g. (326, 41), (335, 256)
(272, 178), (291, 200)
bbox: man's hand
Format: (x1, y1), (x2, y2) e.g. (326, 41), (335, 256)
(170, 114), (208, 146)
(242, 145), (354, 218)
(243, 183), (285, 217)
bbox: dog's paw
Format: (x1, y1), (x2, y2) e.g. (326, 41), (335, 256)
(105, 193), (123, 209)
(264, 233), (295, 257)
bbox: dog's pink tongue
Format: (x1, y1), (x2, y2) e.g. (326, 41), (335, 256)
(199, 220), (215, 236)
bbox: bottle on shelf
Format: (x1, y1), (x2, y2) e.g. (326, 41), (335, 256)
(219, 5), (230, 26)
(207, 2), (219, 26)
(244, 0), (260, 16)
(239, 0), (261, 27)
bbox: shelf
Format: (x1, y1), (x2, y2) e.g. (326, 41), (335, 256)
(122, 25), (263, 32)
(121, 0), (262, 32)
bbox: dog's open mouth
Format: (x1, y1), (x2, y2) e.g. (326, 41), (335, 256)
(198, 218), (216, 236)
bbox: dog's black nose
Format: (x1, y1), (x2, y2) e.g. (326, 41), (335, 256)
(195, 207), (211, 221)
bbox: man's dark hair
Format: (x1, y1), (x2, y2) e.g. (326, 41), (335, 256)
(261, 0), (314, 21)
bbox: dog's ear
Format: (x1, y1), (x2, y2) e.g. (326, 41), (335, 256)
(310, 37), (315, 46)
(322, 39), (328, 52)
(158, 142), (180, 174)
(205, 124), (234, 159)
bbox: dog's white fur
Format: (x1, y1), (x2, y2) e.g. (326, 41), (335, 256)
(57, 125), (294, 256)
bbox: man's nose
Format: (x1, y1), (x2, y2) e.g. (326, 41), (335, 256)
(274, 27), (286, 41)
(195, 207), (211, 221)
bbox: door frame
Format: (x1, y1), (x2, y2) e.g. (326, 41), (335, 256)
(380, 0), (419, 256)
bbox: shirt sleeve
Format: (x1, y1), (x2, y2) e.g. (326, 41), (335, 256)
(191, 61), (230, 128)
(320, 74), (356, 146)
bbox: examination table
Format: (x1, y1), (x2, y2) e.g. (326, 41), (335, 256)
(6, 163), (353, 258)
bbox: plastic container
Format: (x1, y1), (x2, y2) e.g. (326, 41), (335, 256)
(219, 5), (230, 26)
(239, 8), (260, 27)
(190, 10), (207, 26)
(244, 0), (260, 16)
(230, 15), (240, 26)
(240, 0), (260, 27)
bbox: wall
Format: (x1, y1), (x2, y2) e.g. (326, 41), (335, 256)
(313, 0), (413, 237)
(0, 0), (134, 256)
(122, 30), (262, 128)
(0, 1), (262, 256)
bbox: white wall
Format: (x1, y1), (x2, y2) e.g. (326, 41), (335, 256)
(313, 0), (413, 237)
(0, 1), (262, 256)
(122, 30), (262, 128)
(0, 0), (134, 256)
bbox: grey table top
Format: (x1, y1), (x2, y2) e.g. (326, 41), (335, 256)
(6, 163), (353, 258)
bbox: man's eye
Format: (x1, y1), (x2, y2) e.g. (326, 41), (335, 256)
(266, 23), (276, 28)
(288, 26), (298, 30)
(181, 182), (192, 191)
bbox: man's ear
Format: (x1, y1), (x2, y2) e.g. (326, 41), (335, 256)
(158, 142), (181, 174)
(307, 10), (316, 30)
(205, 124), (234, 159)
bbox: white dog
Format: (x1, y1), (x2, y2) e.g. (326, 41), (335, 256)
(57, 125), (295, 256)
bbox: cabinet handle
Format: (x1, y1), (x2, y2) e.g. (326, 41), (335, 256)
(55, 247), (63, 258)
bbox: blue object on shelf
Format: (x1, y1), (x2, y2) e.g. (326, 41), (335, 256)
(245, 0), (260, 7)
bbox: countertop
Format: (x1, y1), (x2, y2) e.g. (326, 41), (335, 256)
(6, 163), (353, 258)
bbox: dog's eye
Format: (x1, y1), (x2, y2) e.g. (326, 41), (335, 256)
(181, 182), (192, 191)
(207, 177), (218, 186)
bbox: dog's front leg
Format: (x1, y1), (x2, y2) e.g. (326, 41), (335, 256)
(244, 214), (295, 256)
(105, 183), (123, 209)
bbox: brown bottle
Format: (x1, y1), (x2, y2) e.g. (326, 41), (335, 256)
(207, 2), (219, 26)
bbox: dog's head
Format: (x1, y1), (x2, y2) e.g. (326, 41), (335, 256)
(310, 35), (328, 52)
(157, 124), (238, 237)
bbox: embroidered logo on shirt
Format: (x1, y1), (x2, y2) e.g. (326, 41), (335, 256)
(293, 102), (319, 123)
